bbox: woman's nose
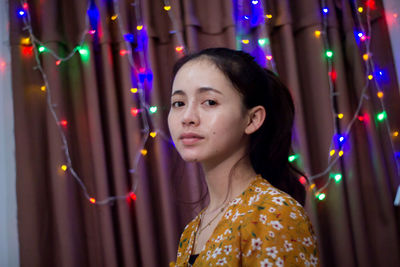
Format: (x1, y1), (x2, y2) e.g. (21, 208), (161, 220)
(182, 104), (199, 126)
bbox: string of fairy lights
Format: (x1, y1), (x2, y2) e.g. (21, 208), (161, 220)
(233, 0), (399, 204)
(235, 0), (276, 71)
(16, 0), (186, 205)
(14, 0), (400, 205)
(310, 0), (400, 203)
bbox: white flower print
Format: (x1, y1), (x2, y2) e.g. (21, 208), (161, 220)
(231, 198), (242, 205)
(248, 195), (260, 205)
(212, 247), (222, 258)
(206, 250), (212, 260)
(299, 252), (305, 260)
(260, 258), (273, 267)
(215, 234), (224, 243)
(235, 248), (240, 259)
(231, 211), (244, 222)
(304, 260), (311, 267)
(268, 231), (275, 238)
(268, 207), (276, 213)
(302, 237), (313, 247)
(266, 246), (278, 259)
(254, 187), (262, 193)
(290, 212), (297, 219)
(275, 257), (284, 267)
(232, 211), (239, 222)
(267, 189), (279, 195)
(223, 245), (232, 255)
(224, 209), (232, 219)
(284, 240), (293, 252)
(310, 254), (318, 266)
(251, 237), (262, 251)
(177, 252), (181, 258)
(259, 214), (267, 224)
(216, 257), (227, 265)
(271, 196), (285, 206)
(270, 220), (284, 231)
(224, 228), (232, 235)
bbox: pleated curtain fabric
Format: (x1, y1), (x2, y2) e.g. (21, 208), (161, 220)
(9, 0), (400, 266)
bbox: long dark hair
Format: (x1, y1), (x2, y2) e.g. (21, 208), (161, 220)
(172, 47), (307, 206)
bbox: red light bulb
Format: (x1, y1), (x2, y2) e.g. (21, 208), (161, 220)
(131, 108), (139, 116)
(299, 176), (307, 185)
(60, 120), (68, 127)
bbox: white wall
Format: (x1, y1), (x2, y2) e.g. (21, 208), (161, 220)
(0, 0), (20, 265)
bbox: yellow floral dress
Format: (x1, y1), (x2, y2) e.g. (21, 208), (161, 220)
(170, 175), (319, 266)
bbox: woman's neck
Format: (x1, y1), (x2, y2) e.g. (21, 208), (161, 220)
(202, 153), (257, 211)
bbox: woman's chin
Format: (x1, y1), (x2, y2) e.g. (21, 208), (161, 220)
(180, 155), (200, 162)
(178, 152), (203, 163)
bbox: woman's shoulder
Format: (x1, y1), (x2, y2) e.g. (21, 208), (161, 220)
(239, 177), (315, 233)
(237, 177), (319, 266)
(246, 177), (305, 210)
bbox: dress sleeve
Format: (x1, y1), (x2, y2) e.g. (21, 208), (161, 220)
(240, 197), (319, 266)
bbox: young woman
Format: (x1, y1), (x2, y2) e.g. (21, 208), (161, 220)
(168, 48), (319, 266)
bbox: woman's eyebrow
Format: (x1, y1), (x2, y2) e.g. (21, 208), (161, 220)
(171, 90), (185, 97)
(197, 87), (223, 95)
(171, 87), (223, 97)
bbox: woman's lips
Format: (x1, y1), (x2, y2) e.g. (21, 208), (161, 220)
(179, 133), (204, 145)
(181, 137), (203, 145)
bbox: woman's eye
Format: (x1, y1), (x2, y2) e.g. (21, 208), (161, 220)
(171, 101), (184, 108)
(204, 100), (217, 106)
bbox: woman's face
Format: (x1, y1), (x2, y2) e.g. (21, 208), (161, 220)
(168, 59), (250, 166)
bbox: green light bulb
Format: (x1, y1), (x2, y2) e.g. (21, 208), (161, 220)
(77, 45), (90, 63)
(78, 47), (88, 55)
(38, 46), (46, 53)
(149, 106), (158, 113)
(258, 39), (266, 46)
(326, 50), (333, 58)
(377, 111), (387, 121)
(334, 174), (342, 183)
(317, 193), (326, 201)
(288, 154), (299, 162)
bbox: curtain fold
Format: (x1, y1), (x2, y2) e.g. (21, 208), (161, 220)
(10, 0), (400, 266)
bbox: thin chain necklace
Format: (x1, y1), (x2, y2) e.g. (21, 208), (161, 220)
(196, 203), (229, 237)
(194, 175), (260, 245)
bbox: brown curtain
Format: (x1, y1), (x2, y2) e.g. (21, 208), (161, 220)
(10, 0), (400, 266)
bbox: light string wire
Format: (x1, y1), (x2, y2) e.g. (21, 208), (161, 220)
(161, 0), (186, 54)
(234, 0), (277, 72)
(310, 0), (400, 203)
(353, 0), (400, 205)
(19, 0), (95, 202)
(308, 0), (343, 189)
(18, 0), (184, 205)
(112, 0), (151, 195)
(310, 0), (374, 193)
(258, 0), (277, 72)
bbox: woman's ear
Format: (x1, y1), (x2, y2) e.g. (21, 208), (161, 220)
(245, 105), (266, 135)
